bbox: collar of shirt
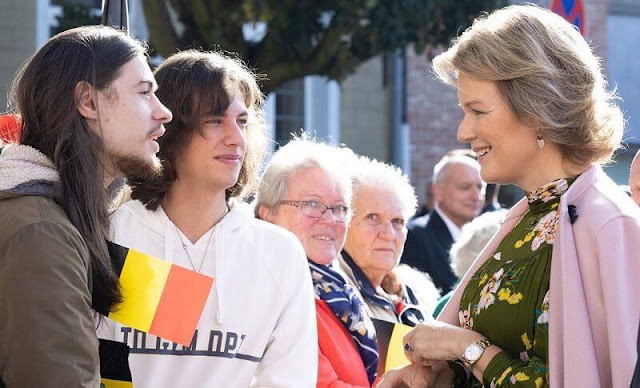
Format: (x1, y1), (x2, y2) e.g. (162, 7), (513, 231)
(434, 204), (462, 241)
(340, 250), (398, 311)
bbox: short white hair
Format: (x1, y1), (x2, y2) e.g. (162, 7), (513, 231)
(255, 137), (355, 215)
(350, 156), (418, 220)
(449, 209), (507, 277)
(432, 154), (480, 184)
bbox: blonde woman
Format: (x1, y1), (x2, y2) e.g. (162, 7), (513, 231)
(380, 4), (640, 387)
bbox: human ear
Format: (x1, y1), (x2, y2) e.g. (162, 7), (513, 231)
(258, 204), (274, 222)
(75, 81), (99, 120)
(432, 182), (445, 203)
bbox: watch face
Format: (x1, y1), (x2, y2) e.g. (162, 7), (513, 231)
(464, 343), (482, 361)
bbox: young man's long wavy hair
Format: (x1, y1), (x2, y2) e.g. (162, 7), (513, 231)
(10, 26), (146, 314)
(130, 50), (268, 210)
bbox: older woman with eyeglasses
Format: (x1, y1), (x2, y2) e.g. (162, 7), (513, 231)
(256, 138), (378, 387)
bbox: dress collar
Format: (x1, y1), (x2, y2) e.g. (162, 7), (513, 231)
(526, 178), (571, 205)
(526, 177), (577, 215)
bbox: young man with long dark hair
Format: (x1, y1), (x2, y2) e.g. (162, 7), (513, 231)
(0, 26), (171, 386)
(99, 50), (317, 386)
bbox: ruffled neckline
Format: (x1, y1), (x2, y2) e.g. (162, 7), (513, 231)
(526, 177), (576, 214)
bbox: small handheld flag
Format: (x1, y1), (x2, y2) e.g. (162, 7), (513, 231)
(107, 241), (214, 346)
(99, 339), (133, 388)
(372, 318), (413, 375)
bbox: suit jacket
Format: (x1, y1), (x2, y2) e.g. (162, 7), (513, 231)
(400, 210), (458, 293)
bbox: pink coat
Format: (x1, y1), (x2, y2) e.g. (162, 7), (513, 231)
(439, 165), (640, 387)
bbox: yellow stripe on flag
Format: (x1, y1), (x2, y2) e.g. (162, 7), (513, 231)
(108, 249), (171, 331)
(386, 323), (413, 372)
(100, 378), (133, 388)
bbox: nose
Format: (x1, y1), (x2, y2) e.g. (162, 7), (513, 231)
(378, 221), (395, 240)
(317, 208), (339, 224)
(224, 120), (246, 148)
(474, 185), (484, 201)
(457, 115), (475, 144)
(153, 95), (173, 124)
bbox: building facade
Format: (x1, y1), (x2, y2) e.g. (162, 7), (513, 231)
(1, 0), (639, 200)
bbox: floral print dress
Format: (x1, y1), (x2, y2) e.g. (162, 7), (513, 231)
(450, 178), (574, 387)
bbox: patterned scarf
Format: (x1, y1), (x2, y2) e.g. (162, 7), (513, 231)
(341, 250), (425, 327)
(308, 259), (379, 385)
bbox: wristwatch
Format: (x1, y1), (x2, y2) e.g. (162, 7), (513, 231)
(461, 338), (492, 370)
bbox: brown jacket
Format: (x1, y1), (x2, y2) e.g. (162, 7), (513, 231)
(0, 190), (100, 387)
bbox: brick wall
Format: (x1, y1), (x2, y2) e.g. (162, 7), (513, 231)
(406, 0), (609, 206)
(406, 45), (462, 204)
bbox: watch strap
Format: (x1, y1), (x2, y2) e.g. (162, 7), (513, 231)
(461, 338), (492, 370)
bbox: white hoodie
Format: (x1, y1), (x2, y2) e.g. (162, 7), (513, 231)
(99, 200), (318, 387)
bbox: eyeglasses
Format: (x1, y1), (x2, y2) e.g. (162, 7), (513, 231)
(278, 200), (350, 223)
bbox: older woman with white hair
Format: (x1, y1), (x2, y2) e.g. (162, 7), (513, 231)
(256, 138), (377, 387)
(338, 156), (433, 326)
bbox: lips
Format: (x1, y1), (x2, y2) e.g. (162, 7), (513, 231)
(312, 235), (334, 241)
(146, 130), (163, 153)
(214, 154), (243, 166)
(215, 154), (242, 161)
(473, 146), (492, 158)
(148, 126), (165, 140)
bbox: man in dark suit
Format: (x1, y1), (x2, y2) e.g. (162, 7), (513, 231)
(401, 154), (484, 293)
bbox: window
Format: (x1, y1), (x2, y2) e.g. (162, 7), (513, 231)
(274, 78), (305, 147)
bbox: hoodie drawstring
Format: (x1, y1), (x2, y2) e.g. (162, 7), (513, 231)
(163, 221), (175, 265)
(213, 223), (225, 324)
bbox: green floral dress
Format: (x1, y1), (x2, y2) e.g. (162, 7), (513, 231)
(450, 178), (575, 387)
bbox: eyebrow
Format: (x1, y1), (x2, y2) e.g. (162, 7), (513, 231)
(461, 100), (484, 108)
(136, 79), (157, 90)
(216, 110), (249, 117)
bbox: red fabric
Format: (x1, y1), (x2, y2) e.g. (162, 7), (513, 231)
(0, 115), (21, 143)
(394, 299), (405, 315)
(316, 299), (370, 388)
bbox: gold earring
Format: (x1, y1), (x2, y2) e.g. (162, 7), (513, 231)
(537, 132), (545, 149)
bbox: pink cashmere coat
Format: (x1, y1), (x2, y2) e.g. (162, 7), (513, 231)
(438, 165), (640, 387)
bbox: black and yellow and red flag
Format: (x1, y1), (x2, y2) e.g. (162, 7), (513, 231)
(372, 318), (413, 376)
(107, 241), (214, 347)
(99, 339), (132, 388)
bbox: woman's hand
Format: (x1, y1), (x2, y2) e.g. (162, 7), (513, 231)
(381, 270), (404, 298)
(376, 363), (432, 388)
(403, 321), (484, 365)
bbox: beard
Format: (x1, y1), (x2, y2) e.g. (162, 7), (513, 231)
(113, 152), (163, 183)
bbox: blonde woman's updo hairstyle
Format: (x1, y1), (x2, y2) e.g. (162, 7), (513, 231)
(433, 4), (623, 167)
